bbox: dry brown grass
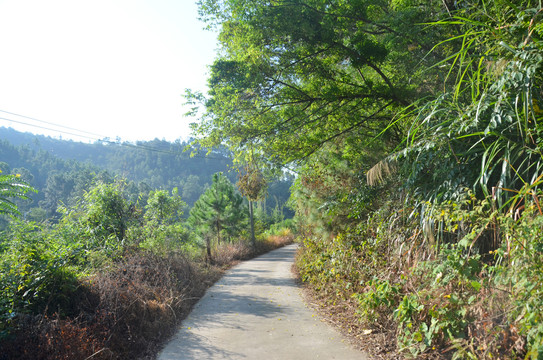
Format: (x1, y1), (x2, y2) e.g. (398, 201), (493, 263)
(212, 231), (295, 267)
(255, 230), (296, 254)
(1, 251), (222, 360)
(1, 235), (295, 360)
(212, 242), (253, 267)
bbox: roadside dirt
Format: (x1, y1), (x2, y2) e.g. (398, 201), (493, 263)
(297, 279), (400, 360)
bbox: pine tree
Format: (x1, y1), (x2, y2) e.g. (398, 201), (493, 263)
(189, 173), (247, 258)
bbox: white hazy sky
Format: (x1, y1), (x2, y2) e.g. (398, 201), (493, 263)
(0, 0), (217, 142)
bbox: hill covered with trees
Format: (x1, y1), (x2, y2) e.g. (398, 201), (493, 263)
(0, 126), (293, 221)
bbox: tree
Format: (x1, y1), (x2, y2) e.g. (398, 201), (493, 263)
(76, 181), (131, 241)
(39, 172), (75, 218)
(189, 173), (247, 258)
(189, 0), (451, 164)
(369, 0), (543, 209)
(144, 188), (186, 224)
(10, 167), (36, 214)
(237, 165), (267, 249)
(0, 162), (10, 174)
(181, 174), (205, 206)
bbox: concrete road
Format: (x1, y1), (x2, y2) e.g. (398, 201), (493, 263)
(158, 244), (368, 360)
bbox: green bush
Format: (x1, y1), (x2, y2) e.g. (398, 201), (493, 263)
(129, 221), (200, 257)
(506, 210), (543, 359)
(0, 221), (82, 339)
(352, 278), (401, 324)
(394, 247), (482, 357)
(265, 218), (297, 236)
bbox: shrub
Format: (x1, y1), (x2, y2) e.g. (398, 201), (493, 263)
(1, 249), (218, 360)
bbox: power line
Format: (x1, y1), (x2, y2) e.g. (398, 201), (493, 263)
(0, 116), (99, 142)
(0, 109), (107, 139)
(0, 111), (229, 160)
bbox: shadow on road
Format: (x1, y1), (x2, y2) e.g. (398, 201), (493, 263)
(158, 244), (367, 360)
(161, 332), (246, 360)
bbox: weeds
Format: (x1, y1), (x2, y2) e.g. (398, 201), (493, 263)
(296, 197), (543, 359)
(0, 227), (294, 359)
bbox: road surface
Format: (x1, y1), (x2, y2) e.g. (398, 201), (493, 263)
(158, 244), (367, 359)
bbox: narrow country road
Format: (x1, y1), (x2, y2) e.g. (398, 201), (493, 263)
(158, 244), (368, 360)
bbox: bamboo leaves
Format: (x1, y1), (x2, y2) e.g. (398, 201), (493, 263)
(388, 2), (543, 208)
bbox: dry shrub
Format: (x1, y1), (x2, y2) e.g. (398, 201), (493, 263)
(89, 251), (209, 359)
(212, 242), (252, 266)
(1, 250), (218, 360)
(457, 290), (526, 359)
(212, 233), (294, 267)
(255, 231), (295, 254)
(2, 238), (291, 359)
(1, 313), (109, 360)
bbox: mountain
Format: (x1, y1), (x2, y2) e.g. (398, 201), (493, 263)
(0, 126), (293, 220)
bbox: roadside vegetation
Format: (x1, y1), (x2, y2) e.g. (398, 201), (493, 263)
(192, 0), (543, 358)
(0, 171), (294, 359)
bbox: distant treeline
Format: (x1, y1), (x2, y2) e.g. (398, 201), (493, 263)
(0, 127), (293, 222)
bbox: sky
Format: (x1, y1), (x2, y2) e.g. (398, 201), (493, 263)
(0, 0), (218, 143)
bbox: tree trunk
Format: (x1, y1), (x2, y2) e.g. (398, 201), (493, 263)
(206, 235), (212, 263)
(249, 200), (255, 250)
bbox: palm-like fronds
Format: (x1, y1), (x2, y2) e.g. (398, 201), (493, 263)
(373, 1), (543, 210)
(0, 173), (37, 217)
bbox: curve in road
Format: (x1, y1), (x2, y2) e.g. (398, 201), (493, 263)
(158, 244), (368, 360)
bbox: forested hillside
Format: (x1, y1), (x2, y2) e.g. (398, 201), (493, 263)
(190, 0), (543, 358)
(0, 127), (293, 219)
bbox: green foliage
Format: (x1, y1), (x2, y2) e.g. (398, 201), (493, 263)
(130, 222), (196, 256)
(189, 173), (247, 246)
(0, 144), (289, 356)
(194, 0), (543, 358)
(4, 1), (543, 359)
(145, 188), (186, 224)
(62, 181), (133, 242)
(288, 142), (387, 243)
(132, 188), (195, 255)
(505, 209), (543, 359)
(378, 0), (543, 210)
(191, 0), (449, 163)
(295, 174), (543, 358)
(0, 172), (36, 218)
(264, 218), (297, 237)
(0, 221), (81, 339)
(393, 245), (483, 357)
(352, 279), (401, 324)
(297, 208), (394, 296)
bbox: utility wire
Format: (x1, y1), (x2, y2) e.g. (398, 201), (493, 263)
(0, 116), (98, 142)
(0, 109), (107, 138)
(0, 111), (229, 160)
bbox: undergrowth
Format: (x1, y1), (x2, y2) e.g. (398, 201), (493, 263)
(0, 228), (294, 359)
(296, 198), (543, 359)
